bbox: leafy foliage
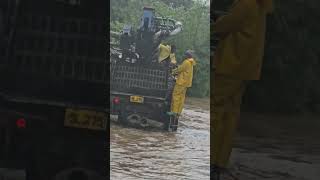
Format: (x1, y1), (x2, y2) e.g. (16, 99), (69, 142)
(111, 0), (210, 97)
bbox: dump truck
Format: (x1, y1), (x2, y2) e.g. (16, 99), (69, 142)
(0, 0), (107, 179)
(110, 7), (182, 131)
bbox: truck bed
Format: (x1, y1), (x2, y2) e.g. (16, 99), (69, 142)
(111, 60), (169, 98)
(0, 0), (108, 108)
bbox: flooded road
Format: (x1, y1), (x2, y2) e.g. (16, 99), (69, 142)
(110, 98), (210, 180)
(230, 113), (320, 180)
(229, 137), (320, 180)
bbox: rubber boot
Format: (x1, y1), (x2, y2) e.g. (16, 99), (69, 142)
(166, 111), (177, 116)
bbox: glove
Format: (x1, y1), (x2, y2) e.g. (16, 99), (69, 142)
(171, 68), (178, 75)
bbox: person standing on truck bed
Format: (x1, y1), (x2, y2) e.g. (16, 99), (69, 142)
(167, 50), (196, 118)
(158, 43), (177, 65)
(158, 43), (178, 102)
(169, 45), (177, 65)
(211, 0), (273, 179)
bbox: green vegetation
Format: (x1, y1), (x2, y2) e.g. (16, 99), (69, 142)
(111, 0), (210, 97)
(214, 1), (320, 113)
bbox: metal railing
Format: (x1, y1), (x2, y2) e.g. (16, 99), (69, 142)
(8, 13), (107, 83)
(111, 62), (168, 91)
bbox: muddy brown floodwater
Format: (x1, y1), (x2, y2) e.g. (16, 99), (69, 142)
(110, 98), (210, 180)
(231, 113), (320, 180)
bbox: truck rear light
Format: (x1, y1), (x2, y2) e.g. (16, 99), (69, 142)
(113, 97), (120, 104)
(16, 118), (26, 128)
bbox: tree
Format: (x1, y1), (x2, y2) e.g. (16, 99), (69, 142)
(110, 0), (210, 97)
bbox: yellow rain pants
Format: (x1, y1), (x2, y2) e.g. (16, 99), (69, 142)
(171, 84), (187, 114)
(170, 58), (196, 114)
(211, 75), (247, 168)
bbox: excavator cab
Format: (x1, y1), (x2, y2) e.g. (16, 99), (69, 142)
(139, 7), (156, 32)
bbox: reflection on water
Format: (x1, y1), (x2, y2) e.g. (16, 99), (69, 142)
(110, 100), (210, 180)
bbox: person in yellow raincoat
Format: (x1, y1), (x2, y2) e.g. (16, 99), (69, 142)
(211, 0), (273, 179)
(158, 43), (178, 102)
(169, 45), (177, 65)
(158, 43), (177, 65)
(168, 50), (196, 117)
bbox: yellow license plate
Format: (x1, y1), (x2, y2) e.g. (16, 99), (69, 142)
(64, 108), (106, 131)
(130, 95), (144, 103)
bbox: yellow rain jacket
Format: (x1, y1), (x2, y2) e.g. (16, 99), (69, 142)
(174, 58), (196, 87)
(213, 0), (273, 80)
(159, 44), (171, 62)
(212, 0), (273, 168)
(171, 57), (196, 114)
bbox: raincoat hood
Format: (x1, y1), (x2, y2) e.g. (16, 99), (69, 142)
(186, 58), (196, 66)
(159, 44), (171, 62)
(174, 57), (196, 87)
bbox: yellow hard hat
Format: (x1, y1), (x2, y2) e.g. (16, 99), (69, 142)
(158, 44), (171, 62)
